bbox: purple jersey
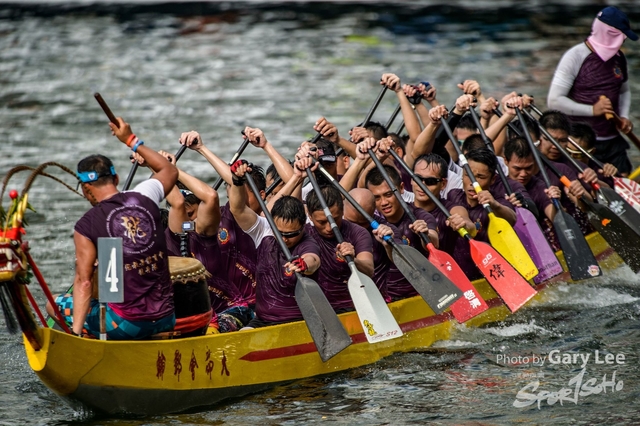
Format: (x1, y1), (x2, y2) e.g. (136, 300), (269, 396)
(218, 203), (259, 305)
(165, 228), (246, 313)
(306, 220), (373, 311)
(387, 203), (437, 258)
(567, 48), (627, 138)
(75, 191), (174, 321)
(254, 233), (320, 323)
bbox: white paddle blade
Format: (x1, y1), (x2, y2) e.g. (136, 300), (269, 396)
(615, 178), (640, 213)
(348, 265), (403, 343)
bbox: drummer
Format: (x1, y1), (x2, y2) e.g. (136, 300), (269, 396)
(46, 117), (177, 340)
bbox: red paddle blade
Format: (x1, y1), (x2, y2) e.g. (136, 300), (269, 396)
(427, 244), (488, 322)
(468, 239), (537, 313)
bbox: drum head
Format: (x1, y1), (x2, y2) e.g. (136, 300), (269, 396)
(168, 256), (210, 284)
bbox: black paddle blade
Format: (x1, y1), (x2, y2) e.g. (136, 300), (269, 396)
(553, 208), (602, 280)
(599, 187), (640, 239)
(584, 199), (640, 273)
(294, 275), (352, 362)
(391, 244), (462, 314)
(0, 283), (18, 334)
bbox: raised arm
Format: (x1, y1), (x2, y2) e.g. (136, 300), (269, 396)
(228, 160), (259, 231)
(110, 117), (178, 196)
(405, 105), (445, 169)
(244, 127), (294, 183)
(180, 131), (234, 185)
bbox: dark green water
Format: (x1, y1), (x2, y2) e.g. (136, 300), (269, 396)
(0, 2), (639, 424)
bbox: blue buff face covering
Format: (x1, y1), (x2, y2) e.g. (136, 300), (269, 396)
(77, 166), (116, 187)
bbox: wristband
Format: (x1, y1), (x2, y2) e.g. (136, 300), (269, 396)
(232, 175), (246, 187)
(126, 133), (137, 147)
(71, 330), (83, 338)
(131, 139), (144, 152)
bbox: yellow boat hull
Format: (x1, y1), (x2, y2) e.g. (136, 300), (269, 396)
(24, 232), (622, 415)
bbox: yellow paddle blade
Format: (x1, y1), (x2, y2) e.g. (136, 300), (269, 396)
(486, 212), (538, 280)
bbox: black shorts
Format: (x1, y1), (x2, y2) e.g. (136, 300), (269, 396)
(593, 135), (633, 175)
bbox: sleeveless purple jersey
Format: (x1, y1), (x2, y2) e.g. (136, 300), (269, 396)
(567, 47), (627, 138)
(306, 220), (373, 311)
(75, 191), (174, 321)
(254, 233), (320, 323)
(218, 203), (259, 305)
(164, 228), (246, 314)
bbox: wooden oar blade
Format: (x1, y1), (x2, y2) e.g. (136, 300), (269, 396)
(599, 186), (640, 238)
(614, 177), (640, 213)
(553, 208), (602, 280)
(427, 246), (489, 323)
(486, 213), (539, 280)
(583, 200), (640, 273)
(347, 265), (403, 343)
(390, 244), (462, 314)
(294, 276), (352, 362)
(513, 207), (563, 284)
(468, 239), (537, 312)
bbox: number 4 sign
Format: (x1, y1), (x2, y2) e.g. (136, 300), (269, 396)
(98, 238), (124, 303)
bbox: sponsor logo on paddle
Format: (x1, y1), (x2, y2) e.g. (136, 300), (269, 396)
(588, 265), (600, 277)
(363, 320), (377, 336)
(463, 289), (482, 309)
(601, 218), (611, 226)
(609, 200), (626, 215)
(563, 229), (576, 241)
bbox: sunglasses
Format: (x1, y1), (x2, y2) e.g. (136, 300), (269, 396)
(279, 228), (303, 238)
(416, 175), (443, 186)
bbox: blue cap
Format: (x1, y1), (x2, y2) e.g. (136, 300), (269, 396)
(597, 6), (638, 41)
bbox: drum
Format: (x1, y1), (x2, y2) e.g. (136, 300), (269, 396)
(168, 256), (213, 336)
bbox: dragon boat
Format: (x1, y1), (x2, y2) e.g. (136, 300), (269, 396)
(1, 205), (623, 415)
(0, 161), (627, 416)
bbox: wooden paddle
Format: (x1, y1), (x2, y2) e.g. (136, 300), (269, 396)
(514, 107), (603, 280)
(386, 149), (489, 322)
(469, 108), (562, 284)
(365, 149), (463, 314)
(93, 93), (139, 190)
(305, 168), (403, 342)
(565, 135), (640, 213)
(244, 171), (351, 362)
(440, 118), (539, 281)
(384, 151), (535, 313)
(525, 109), (640, 241)
(313, 161), (464, 316)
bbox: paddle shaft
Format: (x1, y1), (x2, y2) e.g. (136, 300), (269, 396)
(440, 118), (497, 215)
(123, 144), (188, 191)
(512, 107), (570, 220)
(94, 93), (119, 128)
(212, 138), (251, 190)
(264, 174), (283, 198)
(305, 168), (354, 263)
(93, 93), (137, 190)
(367, 151), (431, 248)
(468, 108), (513, 194)
(384, 104), (401, 130)
(245, 172), (295, 261)
(493, 108), (522, 137)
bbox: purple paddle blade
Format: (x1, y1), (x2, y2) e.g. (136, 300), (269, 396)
(513, 207), (564, 284)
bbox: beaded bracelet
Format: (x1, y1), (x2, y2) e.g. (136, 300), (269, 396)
(132, 139), (145, 152)
(126, 133), (137, 147)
